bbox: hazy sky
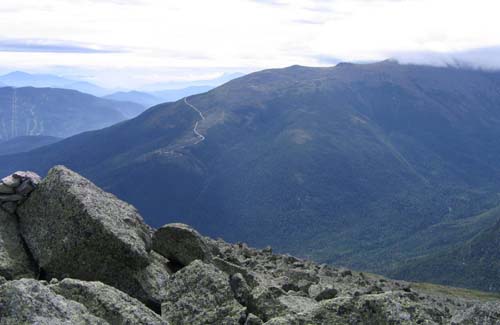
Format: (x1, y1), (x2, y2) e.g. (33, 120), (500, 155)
(1, 0), (500, 88)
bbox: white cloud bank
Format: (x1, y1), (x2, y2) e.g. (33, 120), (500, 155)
(0, 0), (499, 88)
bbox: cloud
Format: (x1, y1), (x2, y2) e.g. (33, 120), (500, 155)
(0, 39), (123, 54)
(313, 55), (342, 65)
(392, 46), (500, 70)
(1, 0), (500, 88)
(83, 0), (147, 5)
(292, 19), (324, 25)
(249, 0), (288, 6)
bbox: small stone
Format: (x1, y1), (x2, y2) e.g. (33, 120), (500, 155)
(230, 272), (251, 306)
(315, 287), (338, 301)
(366, 285), (383, 294)
(213, 256), (257, 287)
(262, 246), (273, 254)
(0, 183), (15, 194)
(278, 295), (318, 314)
(309, 284), (338, 301)
(298, 279), (314, 293)
(1, 175), (21, 188)
(281, 281), (300, 292)
(15, 179), (37, 196)
(247, 286), (287, 321)
(340, 270), (352, 277)
(308, 284), (321, 298)
(245, 313), (263, 325)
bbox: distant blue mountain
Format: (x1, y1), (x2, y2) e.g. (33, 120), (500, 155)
(0, 71), (111, 96)
(141, 72), (245, 91)
(151, 85), (214, 103)
(106, 86), (217, 107)
(0, 71), (245, 104)
(104, 91), (163, 108)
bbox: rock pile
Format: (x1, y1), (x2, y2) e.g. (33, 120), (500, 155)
(0, 171), (40, 213)
(0, 165), (499, 324)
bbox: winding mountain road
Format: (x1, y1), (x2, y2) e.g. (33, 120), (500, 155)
(184, 97), (206, 144)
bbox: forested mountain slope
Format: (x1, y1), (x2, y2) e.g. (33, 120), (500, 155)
(0, 87), (143, 140)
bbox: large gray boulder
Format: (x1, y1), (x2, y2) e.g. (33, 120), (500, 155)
(161, 260), (245, 324)
(0, 209), (36, 279)
(0, 279), (108, 325)
(17, 166), (156, 304)
(152, 223), (213, 267)
(51, 278), (164, 325)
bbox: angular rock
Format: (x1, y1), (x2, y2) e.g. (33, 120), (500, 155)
(131, 251), (172, 311)
(278, 295), (318, 314)
(230, 272), (252, 306)
(16, 178), (38, 196)
(213, 256), (258, 287)
(51, 278), (163, 325)
(12, 171), (42, 184)
(161, 260), (245, 324)
(245, 313), (263, 325)
(450, 301), (500, 325)
(247, 286), (287, 322)
(306, 292), (449, 325)
(0, 279), (108, 324)
(153, 223), (213, 267)
(17, 166), (153, 303)
(1, 174), (21, 188)
(0, 171), (41, 205)
(0, 183), (15, 194)
(308, 284), (338, 301)
(0, 209), (36, 279)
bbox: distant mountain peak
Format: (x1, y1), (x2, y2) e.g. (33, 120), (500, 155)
(3, 71), (32, 77)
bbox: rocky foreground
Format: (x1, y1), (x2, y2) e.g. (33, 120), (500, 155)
(0, 166), (499, 324)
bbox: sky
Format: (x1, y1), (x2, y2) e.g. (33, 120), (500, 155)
(1, 0), (500, 89)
